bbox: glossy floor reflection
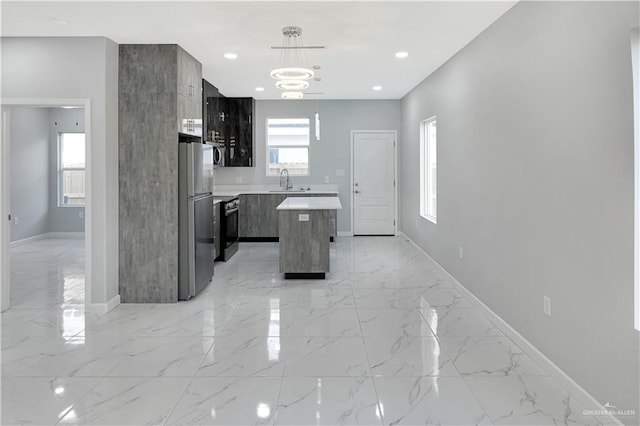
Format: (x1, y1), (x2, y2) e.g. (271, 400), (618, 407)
(2, 237), (602, 425)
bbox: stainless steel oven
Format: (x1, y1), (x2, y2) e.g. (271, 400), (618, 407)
(215, 196), (239, 261)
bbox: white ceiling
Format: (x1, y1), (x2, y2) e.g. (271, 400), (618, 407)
(1, 1), (517, 100)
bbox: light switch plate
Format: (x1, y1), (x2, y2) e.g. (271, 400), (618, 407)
(336, 169), (345, 176)
(235, 176), (243, 184)
(298, 214), (310, 222)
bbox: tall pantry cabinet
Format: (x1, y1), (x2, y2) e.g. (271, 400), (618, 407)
(119, 44), (202, 303)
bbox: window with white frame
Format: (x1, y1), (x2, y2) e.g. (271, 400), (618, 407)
(420, 117), (437, 223)
(58, 133), (86, 206)
(266, 118), (309, 176)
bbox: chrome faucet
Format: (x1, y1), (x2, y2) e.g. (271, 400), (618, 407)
(280, 168), (292, 191)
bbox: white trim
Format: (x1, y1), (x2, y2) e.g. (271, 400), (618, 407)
(46, 232), (85, 239)
(337, 231), (353, 237)
(1, 108), (11, 312)
(86, 294), (120, 316)
(631, 27), (640, 331)
(0, 98), (92, 311)
(10, 233), (48, 247)
(350, 130), (398, 236)
(397, 231), (623, 425)
(10, 232), (85, 247)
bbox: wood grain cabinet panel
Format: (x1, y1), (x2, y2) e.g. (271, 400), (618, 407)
(119, 44), (202, 303)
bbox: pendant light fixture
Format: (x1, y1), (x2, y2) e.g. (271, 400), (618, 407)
(271, 26), (316, 99)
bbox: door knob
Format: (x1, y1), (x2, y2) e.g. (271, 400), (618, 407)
(355, 190), (361, 194)
(354, 183), (359, 186)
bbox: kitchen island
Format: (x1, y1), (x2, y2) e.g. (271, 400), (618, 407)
(277, 196), (342, 279)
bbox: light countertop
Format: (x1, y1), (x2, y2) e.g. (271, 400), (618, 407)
(276, 196), (343, 211)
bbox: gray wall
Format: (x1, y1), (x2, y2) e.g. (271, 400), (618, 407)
(2, 37), (120, 307)
(399, 1), (639, 421)
(9, 107), (49, 242)
(48, 108), (85, 233)
(214, 100), (402, 233)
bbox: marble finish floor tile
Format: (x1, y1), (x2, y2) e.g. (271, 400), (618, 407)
(1, 376), (100, 425)
(1, 335), (127, 377)
(353, 289), (427, 309)
(465, 376), (600, 425)
(364, 336), (459, 377)
(217, 307), (296, 338)
(415, 288), (475, 310)
(420, 307), (504, 337)
(145, 306), (231, 337)
(285, 336), (370, 377)
(374, 376), (492, 425)
(57, 377), (190, 425)
(439, 336), (548, 377)
(4, 237), (604, 426)
(197, 335), (287, 377)
(166, 377), (281, 425)
(358, 309), (434, 336)
(297, 288), (356, 309)
(105, 336), (214, 377)
(275, 377), (382, 425)
(291, 307), (361, 337)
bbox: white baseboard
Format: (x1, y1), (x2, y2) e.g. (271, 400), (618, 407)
(86, 294), (120, 315)
(10, 232), (85, 247)
(46, 232), (84, 239)
(399, 231), (622, 426)
(337, 231), (353, 237)
(10, 233), (48, 247)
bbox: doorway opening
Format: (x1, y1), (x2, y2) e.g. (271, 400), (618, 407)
(1, 100), (91, 314)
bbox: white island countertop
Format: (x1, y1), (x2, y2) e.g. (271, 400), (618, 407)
(276, 196), (343, 211)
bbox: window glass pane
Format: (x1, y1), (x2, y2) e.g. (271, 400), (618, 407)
(267, 118), (310, 146)
(420, 118), (436, 223)
(61, 169), (85, 205)
(427, 120), (437, 218)
(268, 147), (308, 176)
(61, 133), (86, 168)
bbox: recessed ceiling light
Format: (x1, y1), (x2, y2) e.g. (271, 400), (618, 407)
(372, 85), (383, 91)
(255, 87), (265, 92)
(224, 53), (238, 60)
(395, 51), (409, 59)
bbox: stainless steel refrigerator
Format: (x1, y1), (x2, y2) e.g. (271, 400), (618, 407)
(178, 134), (215, 300)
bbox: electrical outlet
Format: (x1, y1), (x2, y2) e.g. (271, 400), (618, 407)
(13, 216), (19, 225)
(235, 176), (243, 184)
(543, 296), (552, 317)
(324, 176), (329, 184)
(79, 211), (84, 219)
(458, 246), (464, 260)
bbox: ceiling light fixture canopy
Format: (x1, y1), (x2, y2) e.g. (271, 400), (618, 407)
(271, 26), (315, 99)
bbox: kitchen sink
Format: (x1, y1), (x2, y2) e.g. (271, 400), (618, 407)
(269, 189), (309, 193)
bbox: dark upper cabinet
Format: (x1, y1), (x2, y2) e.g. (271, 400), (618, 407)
(203, 79), (254, 167)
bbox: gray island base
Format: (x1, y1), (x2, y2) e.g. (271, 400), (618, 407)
(277, 197), (343, 279)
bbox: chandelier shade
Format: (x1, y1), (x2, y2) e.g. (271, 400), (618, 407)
(275, 79), (310, 91)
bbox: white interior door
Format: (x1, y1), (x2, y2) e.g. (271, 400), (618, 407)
(353, 131), (396, 235)
(1, 108), (11, 311)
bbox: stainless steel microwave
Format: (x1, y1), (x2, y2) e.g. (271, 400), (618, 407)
(212, 143), (225, 168)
